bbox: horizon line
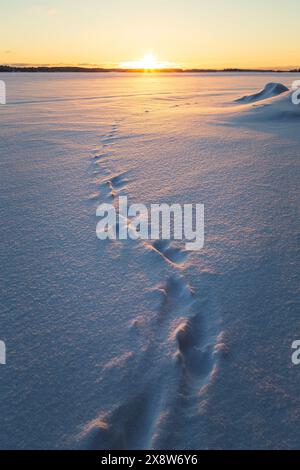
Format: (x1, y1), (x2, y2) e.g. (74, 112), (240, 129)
(1, 65), (300, 73)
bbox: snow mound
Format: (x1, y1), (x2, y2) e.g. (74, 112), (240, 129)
(232, 89), (300, 122)
(235, 82), (289, 104)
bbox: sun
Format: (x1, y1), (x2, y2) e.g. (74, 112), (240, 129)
(139, 54), (158, 69)
(120, 54), (176, 70)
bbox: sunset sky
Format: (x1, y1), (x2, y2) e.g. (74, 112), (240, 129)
(1, 0), (300, 69)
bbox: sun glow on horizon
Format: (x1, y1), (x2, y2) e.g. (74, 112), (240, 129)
(119, 54), (177, 70)
(1, 1), (299, 69)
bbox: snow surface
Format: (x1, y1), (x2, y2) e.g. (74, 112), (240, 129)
(0, 73), (299, 449)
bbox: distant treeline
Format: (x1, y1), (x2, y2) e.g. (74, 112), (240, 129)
(0, 65), (300, 73)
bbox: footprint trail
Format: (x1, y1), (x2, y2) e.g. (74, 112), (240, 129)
(80, 119), (224, 449)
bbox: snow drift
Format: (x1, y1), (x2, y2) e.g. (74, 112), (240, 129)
(233, 90), (300, 122)
(235, 82), (289, 104)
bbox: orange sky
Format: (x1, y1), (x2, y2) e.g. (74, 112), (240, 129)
(1, 0), (300, 69)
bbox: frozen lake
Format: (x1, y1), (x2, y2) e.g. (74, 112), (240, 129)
(0, 72), (299, 449)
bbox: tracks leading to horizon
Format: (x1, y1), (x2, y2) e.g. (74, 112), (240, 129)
(78, 118), (225, 450)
